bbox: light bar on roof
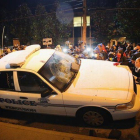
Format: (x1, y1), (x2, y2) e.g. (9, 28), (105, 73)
(9, 44), (41, 67)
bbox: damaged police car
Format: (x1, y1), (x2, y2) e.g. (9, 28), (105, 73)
(0, 44), (139, 127)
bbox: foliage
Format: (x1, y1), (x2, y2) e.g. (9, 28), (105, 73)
(8, 2), (72, 46)
(0, 9), (13, 46)
(33, 3), (72, 45)
(32, 4), (48, 44)
(90, 10), (116, 44)
(45, 2), (72, 45)
(116, 0), (140, 42)
(10, 4), (34, 45)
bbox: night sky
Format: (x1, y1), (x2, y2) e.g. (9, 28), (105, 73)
(0, 0), (118, 11)
(0, 0), (55, 10)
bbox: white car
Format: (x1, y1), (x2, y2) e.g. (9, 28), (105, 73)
(0, 44), (139, 126)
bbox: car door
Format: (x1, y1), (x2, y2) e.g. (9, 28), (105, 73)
(0, 71), (22, 111)
(16, 71), (66, 115)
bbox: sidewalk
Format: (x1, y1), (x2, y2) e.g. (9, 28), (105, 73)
(0, 122), (111, 140)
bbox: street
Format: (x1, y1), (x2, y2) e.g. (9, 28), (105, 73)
(0, 84), (140, 140)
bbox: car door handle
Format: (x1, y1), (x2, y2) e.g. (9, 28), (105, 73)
(20, 97), (28, 99)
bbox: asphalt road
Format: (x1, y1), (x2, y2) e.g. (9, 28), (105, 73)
(0, 84), (140, 140)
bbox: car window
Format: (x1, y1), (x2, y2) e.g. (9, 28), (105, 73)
(0, 71), (15, 91)
(17, 71), (50, 93)
(38, 51), (76, 91)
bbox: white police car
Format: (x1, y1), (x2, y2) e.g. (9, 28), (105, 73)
(0, 44), (139, 126)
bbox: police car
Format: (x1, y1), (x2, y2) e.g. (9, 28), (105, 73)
(0, 44), (139, 126)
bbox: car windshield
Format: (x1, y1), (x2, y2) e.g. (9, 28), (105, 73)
(38, 51), (80, 91)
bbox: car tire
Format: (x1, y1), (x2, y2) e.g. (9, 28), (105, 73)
(77, 108), (111, 127)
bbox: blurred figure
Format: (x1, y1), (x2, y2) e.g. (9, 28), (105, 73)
(7, 48), (11, 53)
(133, 57), (140, 83)
(113, 48), (128, 65)
(125, 45), (132, 59)
(105, 46), (110, 53)
(3, 47), (8, 55)
(94, 44), (108, 60)
(131, 43), (140, 65)
(108, 52), (115, 61)
(55, 45), (62, 51)
(109, 45), (117, 54)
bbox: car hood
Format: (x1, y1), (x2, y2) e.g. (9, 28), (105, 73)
(66, 59), (131, 100)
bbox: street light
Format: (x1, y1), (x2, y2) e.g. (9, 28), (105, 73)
(2, 26), (5, 54)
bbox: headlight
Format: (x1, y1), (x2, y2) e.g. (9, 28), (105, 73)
(115, 94), (136, 110)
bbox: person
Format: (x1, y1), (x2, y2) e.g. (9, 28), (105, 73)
(132, 57), (140, 83)
(109, 45), (117, 54)
(131, 43), (140, 64)
(125, 45), (132, 59)
(108, 52), (115, 61)
(3, 47), (8, 55)
(127, 43), (133, 50)
(7, 47), (11, 53)
(94, 44), (108, 60)
(55, 45), (62, 51)
(113, 48), (128, 65)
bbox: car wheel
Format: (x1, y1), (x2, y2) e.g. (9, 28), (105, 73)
(78, 108), (111, 127)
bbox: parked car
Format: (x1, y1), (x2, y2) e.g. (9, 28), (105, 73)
(0, 44), (139, 126)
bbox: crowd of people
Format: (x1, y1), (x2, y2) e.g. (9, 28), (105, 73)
(97, 42), (140, 84)
(0, 45), (27, 58)
(1, 42), (140, 83)
(56, 41), (140, 84)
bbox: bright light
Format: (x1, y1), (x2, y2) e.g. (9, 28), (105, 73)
(73, 16), (90, 27)
(91, 53), (97, 58)
(86, 47), (91, 52)
(63, 48), (68, 53)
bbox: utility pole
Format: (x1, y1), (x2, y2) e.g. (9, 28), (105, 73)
(83, 0), (87, 44)
(2, 26), (5, 54)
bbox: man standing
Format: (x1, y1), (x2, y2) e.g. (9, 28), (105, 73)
(133, 57), (140, 83)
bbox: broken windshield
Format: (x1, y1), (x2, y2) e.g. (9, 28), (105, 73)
(38, 51), (79, 91)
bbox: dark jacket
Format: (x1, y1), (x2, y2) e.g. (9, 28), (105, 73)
(113, 56), (129, 65)
(132, 68), (140, 83)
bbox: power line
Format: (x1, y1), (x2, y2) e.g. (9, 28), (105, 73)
(88, 7), (140, 11)
(0, 6), (83, 23)
(3, 0), (83, 14)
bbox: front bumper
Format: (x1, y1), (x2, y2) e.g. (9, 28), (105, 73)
(111, 95), (140, 121)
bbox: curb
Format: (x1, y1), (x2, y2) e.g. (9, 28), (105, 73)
(0, 122), (112, 140)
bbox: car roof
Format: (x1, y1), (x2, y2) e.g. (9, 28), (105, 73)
(22, 49), (55, 72)
(0, 45), (55, 72)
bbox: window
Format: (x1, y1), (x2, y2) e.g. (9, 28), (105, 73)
(17, 71), (50, 93)
(38, 51), (77, 91)
(0, 71), (15, 90)
(73, 16), (90, 27)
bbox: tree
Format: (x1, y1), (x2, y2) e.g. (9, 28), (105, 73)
(90, 9), (116, 44)
(0, 9), (14, 46)
(33, 4), (48, 44)
(10, 4), (33, 45)
(33, 2), (72, 46)
(116, 0), (140, 43)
